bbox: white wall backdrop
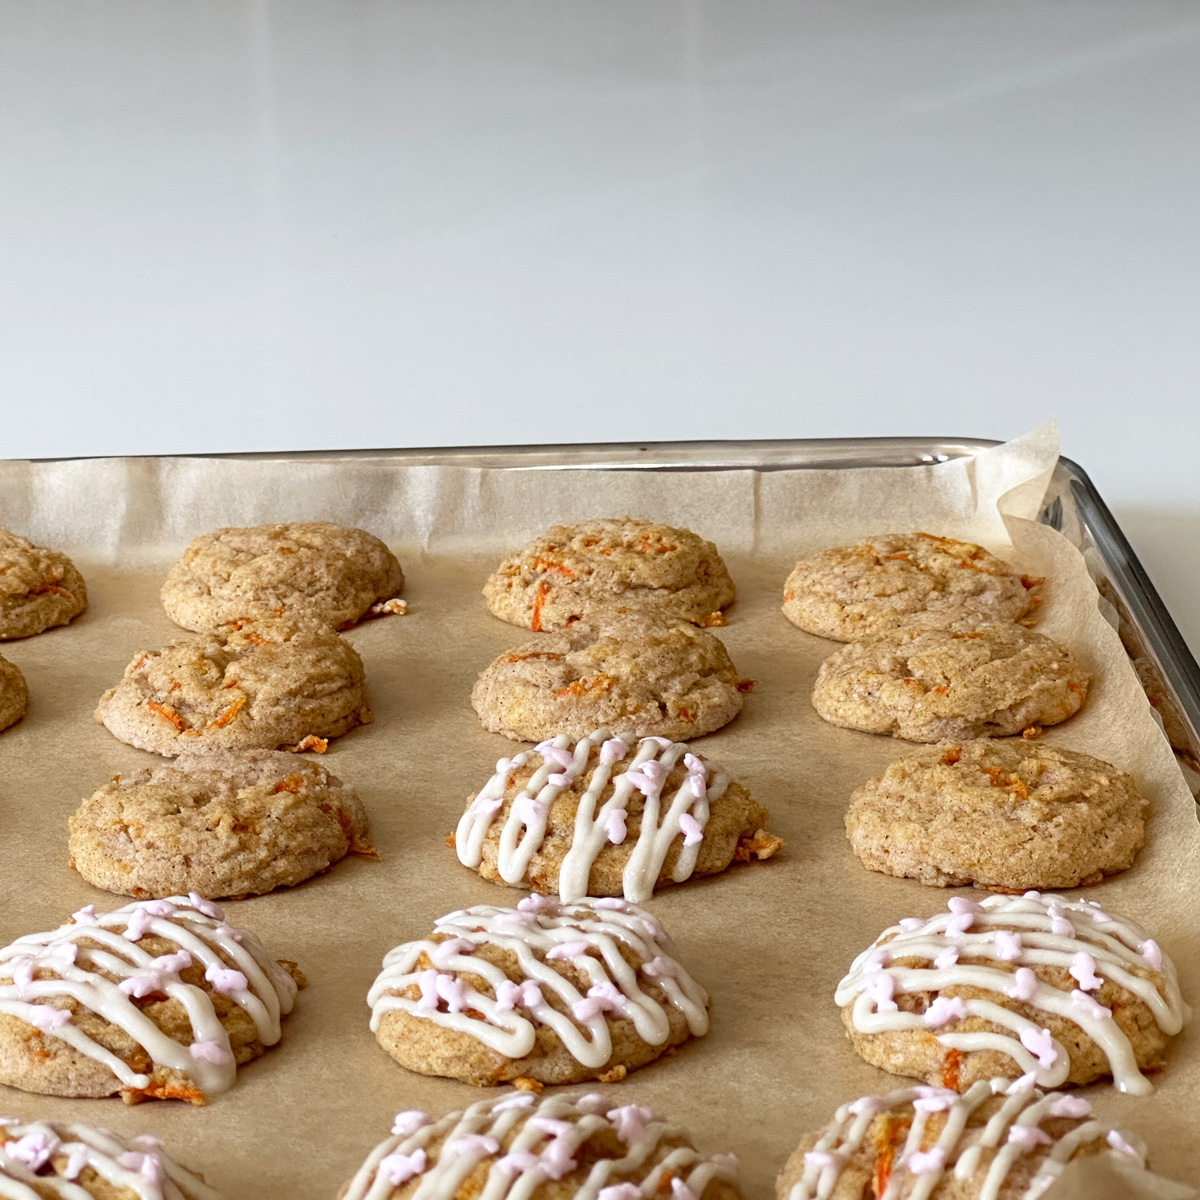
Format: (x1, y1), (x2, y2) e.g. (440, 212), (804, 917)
(2, 1), (1198, 643)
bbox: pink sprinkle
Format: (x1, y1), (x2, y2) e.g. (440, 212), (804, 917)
(642, 956), (677, 980)
(948, 897), (984, 916)
(1019, 1027), (1058, 1069)
(594, 898), (633, 912)
(140, 900), (176, 917)
(803, 1149), (846, 1173)
(131, 1135), (163, 1151)
(607, 1103), (653, 1144)
(1023, 890), (1043, 900)
(391, 1111), (431, 1137)
(27, 1005), (71, 1030)
(1070, 990), (1112, 1021)
(497, 1149), (540, 1174)
(436, 975), (467, 1013)
(513, 794), (547, 827)
(529, 1116), (574, 1139)
(71, 905), (98, 926)
(449, 1135), (500, 1157)
(933, 947), (959, 970)
(119, 971), (164, 999)
(572, 981), (625, 1022)
(535, 741), (575, 770)
(517, 894), (560, 915)
(7, 1132), (58, 1171)
(1069, 952), (1103, 991)
(923, 997), (966, 1029)
(946, 913), (974, 937)
(1141, 939), (1163, 971)
(912, 1087), (957, 1113)
(380, 1149), (427, 1184)
(1106, 1130), (1140, 1159)
(605, 809), (628, 845)
(497, 910), (538, 930)
(539, 1139), (578, 1180)
(1049, 1095), (1092, 1119)
(417, 968), (440, 1010)
(678, 813), (704, 847)
(1007, 1125), (1052, 1152)
(1046, 903), (1075, 938)
(204, 962), (248, 995)
(117, 1151), (164, 1184)
(63, 1147), (89, 1180)
(898, 917), (925, 931)
(867, 973), (898, 1014)
(150, 950), (192, 974)
(863, 951), (891, 972)
(670, 1181), (699, 1200)
(429, 938), (475, 968)
(548, 773), (573, 787)
(597, 1187), (640, 1200)
(600, 738), (629, 765)
(187, 893), (223, 920)
(472, 796), (504, 817)
(124, 908), (156, 942)
(625, 762), (666, 796)
(495, 979), (543, 1012)
(682, 753), (705, 775)
(10, 956), (35, 997)
(994, 931), (1023, 961)
(495, 756), (519, 776)
(189, 1039), (233, 1064)
(1008, 968), (1038, 1003)
(546, 939), (591, 960)
(905, 1147), (945, 1175)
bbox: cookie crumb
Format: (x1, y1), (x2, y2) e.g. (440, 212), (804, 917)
(512, 1076), (544, 1093)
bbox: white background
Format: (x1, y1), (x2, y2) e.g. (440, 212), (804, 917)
(1, 1), (1197, 647)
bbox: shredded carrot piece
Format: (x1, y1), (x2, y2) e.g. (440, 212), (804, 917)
(293, 735), (328, 753)
(735, 830), (784, 862)
(736, 678), (757, 693)
(502, 651), (563, 664)
(32, 582), (72, 598)
(208, 696), (246, 729)
(940, 745), (962, 765)
(1022, 725), (1041, 740)
(271, 774), (305, 794)
(940, 1048), (963, 1091)
(1067, 681), (1085, 695)
(703, 611), (726, 627)
(531, 558), (576, 579)
(676, 707), (693, 722)
(932, 685), (949, 695)
(512, 1076), (545, 1093)
(146, 701), (184, 730)
(884, 552), (911, 562)
(871, 1115), (909, 1197)
(530, 580), (549, 632)
(553, 675), (613, 699)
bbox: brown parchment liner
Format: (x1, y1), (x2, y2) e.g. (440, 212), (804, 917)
(0, 427), (1196, 1199)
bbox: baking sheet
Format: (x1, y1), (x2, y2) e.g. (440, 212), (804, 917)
(0, 427), (1196, 1198)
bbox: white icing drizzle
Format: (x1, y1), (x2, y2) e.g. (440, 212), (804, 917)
(367, 898), (709, 1070)
(788, 1077), (1146, 1200)
(0, 897), (299, 1099)
(836, 893), (1189, 1096)
(342, 1092), (739, 1200)
(0, 1117), (224, 1200)
(455, 729), (729, 904)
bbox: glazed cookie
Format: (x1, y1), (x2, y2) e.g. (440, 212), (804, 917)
(483, 517), (735, 632)
(161, 521), (404, 632)
(845, 739), (1147, 891)
(781, 533), (1039, 642)
(776, 1077), (1148, 1200)
(0, 1117), (225, 1198)
(94, 619), (372, 756)
(339, 1093), (741, 1200)
(812, 618), (1088, 742)
(454, 728), (781, 903)
(836, 892), (1188, 1096)
(0, 528), (88, 640)
(68, 749), (375, 900)
(0, 654), (28, 734)
(471, 610), (748, 743)
(368, 896), (710, 1087)
(0, 895), (303, 1104)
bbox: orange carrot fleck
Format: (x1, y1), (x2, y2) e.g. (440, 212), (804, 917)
(209, 696), (246, 729)
(736, 679), (757, 693)
(272, 774), (305, 794)
(146, 701), (184, 731)
(940, 745), (962, 765)
(293, 735), (328, 753)
(940, 1048), (963, 1091)
(530, 580), (549, 633)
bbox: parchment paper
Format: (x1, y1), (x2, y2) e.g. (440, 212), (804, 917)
(0, 427), (1196, 1199)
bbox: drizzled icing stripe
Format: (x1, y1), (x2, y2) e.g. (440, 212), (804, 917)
(342, 1092), (739, 1200)
(368, 898), (709, 1069)
(0, 897), (298, 1099)
(836, 893), (1188, 1096)
(456, 728), (729, 903)
(788, 1077), (1145, 1200)
(0, 1117), (223, 1200)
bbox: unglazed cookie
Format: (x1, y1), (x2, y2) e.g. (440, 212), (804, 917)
(781, 533), (1039, 643)
(776, 1077), (1147, 1200)
(94, 619), (371, 757)
(161, 521), (404, 632)
(454, 728), (781, 903)
(0, 654), (28, 734)
(368, 896), (709, 1087)
(0, 528), (88, 640)
(338, 1093), (742, 1200)
(845, 740), (1146, 891)
(0, 1117), (225, 1198)
(812, 618), (1088, 742)
(483, 517), (735, 632)
(472, 610), (748, 743)
(0, 895), (302, 1104)
(836, 892), (1188, 1096)
(68, 749), (374, 900)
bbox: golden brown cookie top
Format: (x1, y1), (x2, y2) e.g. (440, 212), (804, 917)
(161, 521), (404, 632)
(484, 517), (735, 631)
(69, 749), (374, 900)
(783, 533), (1039, 642)
(339, 1092), (741, 1199)
(0, 528), (88, 640)
(776, 1077), (1145, 1200)
(845, 739), (1146, 890)
(0, 1117), (226, 1198)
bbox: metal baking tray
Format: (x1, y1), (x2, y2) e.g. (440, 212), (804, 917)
(92, 434), (1200, 788)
